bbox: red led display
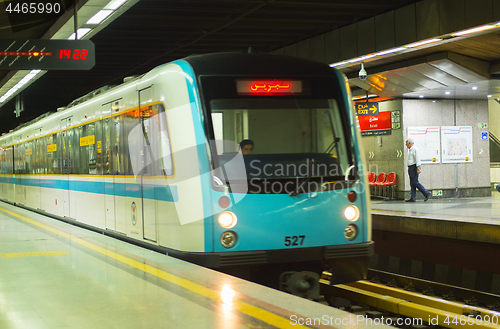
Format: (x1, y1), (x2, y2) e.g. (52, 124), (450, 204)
(236, 79), (302, 95)
(59, 49), (89, 60)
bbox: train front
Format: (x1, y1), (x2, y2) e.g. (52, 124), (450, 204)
(185, 53), (373, 294)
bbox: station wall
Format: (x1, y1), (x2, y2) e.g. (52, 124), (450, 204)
(360, 99), (491, 199)
(488, 99), (500, 185)
(360, 100), (405, 199)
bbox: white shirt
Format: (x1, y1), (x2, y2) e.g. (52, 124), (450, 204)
(407, 145), (421, 167)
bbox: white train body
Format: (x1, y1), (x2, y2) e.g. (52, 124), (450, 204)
(1, 62), (207, 252)
(0, 53), (373, 286)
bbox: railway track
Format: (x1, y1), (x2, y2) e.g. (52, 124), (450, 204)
(320, 271), (500, 328)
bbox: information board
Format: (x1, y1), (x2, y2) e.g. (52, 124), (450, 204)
(0, 39), (95, 70)
(407, 126), (441, 163)
(358, 111), (391, 136)
(440, 126), (473, 163)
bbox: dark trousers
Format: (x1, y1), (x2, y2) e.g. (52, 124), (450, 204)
(408, 165), (430, 200)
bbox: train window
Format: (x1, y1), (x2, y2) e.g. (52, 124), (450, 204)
(0, 146), (11, 174)
(104, 118), (111, 175)
(46, 133), (58, 174)
(123, 112), (133, 175)
(69, 127), (78, 174)
(119, 114), (132, 175)
(209, 98), (352, 183)
(142, 103), (173, 176)
(212, 113), (223, 143)
(157, 104), (173, 176)
(14, 143), (26, 175)
(0, 148), (5, 174)
(25, 141), (33, 174)
(35, 137), (44, 174)
(59, 130), (68, 174)
(141, 106), (156, 177)
(1, 148), (6, 174)
(113, 115), (122, 175)
(5, 146), (13, 174)
(79, 123), (96, 175)
(126, 103), (173, 178)
(9, 146), (14, 174)
(95, 121), (103, 175)
(13, 146), (18, 174)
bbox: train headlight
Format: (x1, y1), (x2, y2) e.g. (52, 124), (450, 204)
(344, 205), (360, 221)
(218, 211), (237, 229)
(220, 231), (237, 248)
(344, 224), (358, 241)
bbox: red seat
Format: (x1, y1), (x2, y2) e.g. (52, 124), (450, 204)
(381, 172), (396, 186)
(381, 172), (397, 199)
(367, 171), (376, 185)
(372, 172), (386, 186)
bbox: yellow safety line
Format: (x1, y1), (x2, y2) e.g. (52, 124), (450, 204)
(1, 250), (69, 258)
(0, 206), (307, 329)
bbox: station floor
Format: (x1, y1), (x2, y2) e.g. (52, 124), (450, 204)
(371, 192), (500, 225)
(0, 201), (391, 329)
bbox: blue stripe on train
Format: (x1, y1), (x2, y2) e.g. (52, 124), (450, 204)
(0, 176), (178, 202)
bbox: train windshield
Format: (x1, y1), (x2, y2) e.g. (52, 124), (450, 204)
(208, 97), (356, 194)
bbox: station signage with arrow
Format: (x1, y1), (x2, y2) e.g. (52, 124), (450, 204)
(356, 102), (379, 116)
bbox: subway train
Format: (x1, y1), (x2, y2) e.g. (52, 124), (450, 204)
(0, 53), (373, 295)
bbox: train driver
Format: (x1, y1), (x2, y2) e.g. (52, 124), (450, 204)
(239, 139), (254, 155)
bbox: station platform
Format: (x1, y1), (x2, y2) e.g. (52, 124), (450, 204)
(0, 201), (390, 329)
(370, 193), (500, 244)
(370, 193), (500, 294)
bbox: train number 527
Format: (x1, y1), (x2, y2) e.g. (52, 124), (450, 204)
(284, 235), (305, 246)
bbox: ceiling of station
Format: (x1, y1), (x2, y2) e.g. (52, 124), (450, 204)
(2, 0), (500, 132)
(343, 29), (500, 100)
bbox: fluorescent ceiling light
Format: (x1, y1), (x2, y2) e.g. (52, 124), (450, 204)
(419, 95), (424, 98)
(452, 25), (495, 37)
(487, 94), (492, 98)
(348, 54), (376, 63)
(374, 47), (406, 56)
(87, 10), (113, 25)
(352, 94), (378, 100)
(405, 38), (441, 48)
(445, 91), (451, 95)
(472, 86), (478, 90)
(330, 61), (348, 67)
(68, 28), (92, 40)
(105, 0), (127, 10)
(0, 70), (41, 103)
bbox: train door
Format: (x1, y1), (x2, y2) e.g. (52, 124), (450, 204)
(61, 117), (72, 217)
(102, 100), (122, 232)
(34, 128), (42, 209)
(139, 88), (157, 241)
(114, 113), (127, 233)
(103, 116), (115, 230)
(16, 136), (26, 204)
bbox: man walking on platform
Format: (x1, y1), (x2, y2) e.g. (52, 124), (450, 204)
(405, 138), (431, 202)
